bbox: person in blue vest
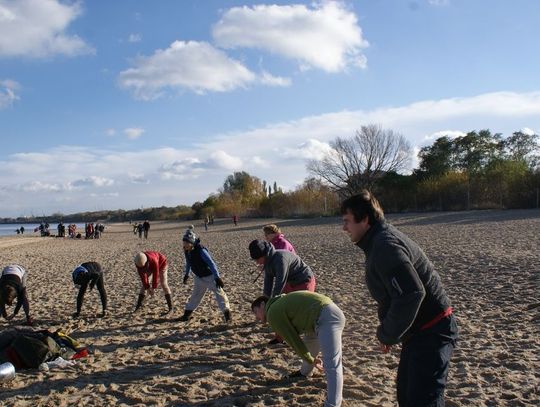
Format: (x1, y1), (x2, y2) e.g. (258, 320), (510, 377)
(178, 230), (231, 323)
(71, 262), (107, 318)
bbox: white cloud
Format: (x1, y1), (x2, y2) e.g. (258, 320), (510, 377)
(207, 150), (243, 170)
(281, 139), (334, 160)
(124, 127), (144, 139)
(158, 158), (204, 180)
(118, 40), (257, 99)
(212, 1), (368, 72)
(259, 71), (291, 87)
(0, 79), (19, 108)
(129, 173), (150, 184)
(158, 150), (242, 180)
(520, 127), (536, 135)
(105, 128), (116, 136)
(425, 130), (466, 141)
(71, 176), (114, 188)
(0, 0), (94, 58)
(128, 33), (142, 43)
(15, 180), (66, 192)
(251, 156), (268, 168)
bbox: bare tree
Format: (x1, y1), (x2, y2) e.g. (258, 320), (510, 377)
(307, 124), (411, 195)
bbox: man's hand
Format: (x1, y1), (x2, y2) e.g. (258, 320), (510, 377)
(379, 342), (392, 353)
(313, 355), (324, 372)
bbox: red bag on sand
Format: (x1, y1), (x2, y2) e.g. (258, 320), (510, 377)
(71, 348), (88, 360)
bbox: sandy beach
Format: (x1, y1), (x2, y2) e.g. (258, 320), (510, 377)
(0, 210), (539, 406)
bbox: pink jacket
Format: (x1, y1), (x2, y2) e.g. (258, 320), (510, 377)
(271, 234), (296, 254)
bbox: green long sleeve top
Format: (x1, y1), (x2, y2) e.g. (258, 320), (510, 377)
(266, 291), (333, 364)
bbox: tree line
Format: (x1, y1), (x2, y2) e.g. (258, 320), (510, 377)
(191, 125), (539, 218)
(3, 124), (538, 223)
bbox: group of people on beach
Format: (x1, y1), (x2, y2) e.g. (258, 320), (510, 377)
(0, 191), (458, 407)
(132, 220), (151, 239)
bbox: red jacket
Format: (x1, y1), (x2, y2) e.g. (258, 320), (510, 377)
(137, 251), (167, 289)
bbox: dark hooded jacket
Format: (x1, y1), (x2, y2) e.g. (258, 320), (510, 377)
(263, 246), (314, 297)
(357, 220), (451, 345)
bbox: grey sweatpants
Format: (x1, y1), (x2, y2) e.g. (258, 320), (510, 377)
(185, 275), (230, 312)
(301, 302), (346, 407)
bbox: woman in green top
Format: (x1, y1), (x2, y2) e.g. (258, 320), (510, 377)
(251, 291), (346, 407)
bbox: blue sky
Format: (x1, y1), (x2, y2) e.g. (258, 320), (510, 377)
(1, 0), (539, 218)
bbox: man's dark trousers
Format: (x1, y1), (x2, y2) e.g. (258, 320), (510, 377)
(397, 315), (458, 406)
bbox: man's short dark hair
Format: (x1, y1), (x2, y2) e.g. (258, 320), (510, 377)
(251, 295), (269, 311)
(340, 190), (385, 225)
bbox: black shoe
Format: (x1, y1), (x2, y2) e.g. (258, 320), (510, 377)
(284, 370), (304, 380)
(178, 310), (193, 322)
(268, 338), (284, 346)
(223, 309), (231, 323)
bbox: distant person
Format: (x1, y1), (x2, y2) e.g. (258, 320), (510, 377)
(341, 191), (458, 406)
(20, 226), (24, 234)
(232, 214), (238, 226)
(252, 291), (346, 407)
(72, 262), (107, 318)
(249, 239), (316, 345)
(204, 216), (209, 232)
(58, 222), (66, 238)
(209, 214), (214, 225)
(0, 264), (33, 325)
(133, 251), (173, 315)
(86, 223), (94, 239)
(263, 224), (296, 254)
(137, 223), (144, 239)
(143, 220), (150, 239)
(133, 223), (138, 235)
(178, 230), (231, 323)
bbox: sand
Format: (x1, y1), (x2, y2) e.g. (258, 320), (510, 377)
(0, 210), (539, 406)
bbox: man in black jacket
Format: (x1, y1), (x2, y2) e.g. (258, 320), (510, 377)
(341, 191), (458, 407)
(72, 262), (107, 318)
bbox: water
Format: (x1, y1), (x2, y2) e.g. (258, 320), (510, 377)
(0, 223), (86, 237)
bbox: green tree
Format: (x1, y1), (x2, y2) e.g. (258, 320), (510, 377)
(502, 131), (539, 168)
(416, 136), (454, 178)
(453, 129), (502, 173)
